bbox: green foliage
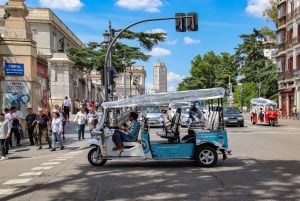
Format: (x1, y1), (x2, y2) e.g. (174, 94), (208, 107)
(263, 0), (279, 28)
(177, 51), (239, 91)
(234, 28), (278, 100)
(67, 30), (166, 74)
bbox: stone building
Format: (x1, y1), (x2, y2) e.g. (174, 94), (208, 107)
(114, 65), (146, 100)
(277, 0), (300, 117)
(0, 2), (101, 114)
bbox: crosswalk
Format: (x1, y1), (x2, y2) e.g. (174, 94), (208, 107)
(0, 150), (83, 197)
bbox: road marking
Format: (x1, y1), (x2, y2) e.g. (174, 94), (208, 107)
(50, 158), (67, 161)
(68, 151), (83, 154)
(3, 179), (32, 185)
(41, 162), (60, 166)
(0, 188), (17, 195)
(19, 172), (43, 177)
(31, 166), (52, 170)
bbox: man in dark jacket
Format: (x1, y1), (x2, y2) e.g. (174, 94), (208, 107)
(25, 107), (37, 146)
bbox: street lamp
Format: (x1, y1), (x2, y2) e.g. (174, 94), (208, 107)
(122, 56), (127, 99)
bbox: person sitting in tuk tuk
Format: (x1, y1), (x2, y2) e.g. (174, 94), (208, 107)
(112, 111), (140, 150)
(259, 108), (264, 120)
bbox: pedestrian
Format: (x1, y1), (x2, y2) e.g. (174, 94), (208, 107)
(62, 96), (71, 123)
(73, 106), (87, 140)
(25, 107), (37, 146)
(36, 108), (52, 150)
(87, 107), (98, 136)
(0, 113), (10, 160)
(50, 111), (64, 151)
(7, 106), (21, 147)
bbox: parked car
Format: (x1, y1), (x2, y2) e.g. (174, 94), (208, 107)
(139, 105), (165, 127)
(223, 106), (244, 127)
(180, 106), (190, 127)
(167, 102), (189, 120)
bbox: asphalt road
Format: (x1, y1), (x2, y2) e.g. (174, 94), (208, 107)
(0, 117), (299, 201)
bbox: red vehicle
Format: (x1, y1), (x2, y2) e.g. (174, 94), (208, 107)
(250, 98), (278, 126)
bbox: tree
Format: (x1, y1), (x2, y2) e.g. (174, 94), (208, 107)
(177, 51), (239, 94)
(234, 28), (278, 100)
(263, 0), (279, 28)
(67, 30), (166, 75)
(67, 30), (166, 99)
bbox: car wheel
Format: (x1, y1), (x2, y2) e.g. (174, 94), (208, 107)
(195, 145), (218, 167)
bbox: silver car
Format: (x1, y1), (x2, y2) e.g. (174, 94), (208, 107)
(139, 105), (165, 127)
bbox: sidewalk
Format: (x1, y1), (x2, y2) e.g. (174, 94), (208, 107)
(243, 113), (300, 128)
(4, 122), (89, 160)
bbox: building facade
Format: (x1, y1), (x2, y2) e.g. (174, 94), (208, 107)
(153, 61), (167, 93)
(114, 65), (146, 100)
(0, 4), (102, 113)
(277, 0), (300, 117)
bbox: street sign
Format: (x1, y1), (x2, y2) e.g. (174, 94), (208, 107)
(4, 63), (24, 76)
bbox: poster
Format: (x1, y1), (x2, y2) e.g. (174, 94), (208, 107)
(1, 81), (31, 117)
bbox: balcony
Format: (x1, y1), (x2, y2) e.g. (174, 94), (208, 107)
(295, 6), (300, 17)
(278, 69), (300, 81)
(287, 12), (293, 21)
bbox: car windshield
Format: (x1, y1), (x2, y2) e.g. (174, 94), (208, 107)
(224, 107), (240, 114)
(141, 106), (161, 113)
(181, 107), (190, 114)
(173, 103), (188, 109)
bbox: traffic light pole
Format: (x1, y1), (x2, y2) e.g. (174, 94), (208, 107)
(103, 14), (197, 101)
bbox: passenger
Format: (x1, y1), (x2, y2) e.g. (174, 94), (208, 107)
(112, 111), (140, 150)
(188, 103), (201, 128)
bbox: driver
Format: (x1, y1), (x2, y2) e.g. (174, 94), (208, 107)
(112, 111), (140, 150)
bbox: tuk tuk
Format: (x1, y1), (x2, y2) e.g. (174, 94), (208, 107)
(88, 87), (231, 167)
(250, 97), (278, 126)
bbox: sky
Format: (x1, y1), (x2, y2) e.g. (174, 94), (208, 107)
(1, 0), (275, 91)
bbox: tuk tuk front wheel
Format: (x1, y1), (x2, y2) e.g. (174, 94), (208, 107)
(195, 145), (218, 167)
(88, 147), (107, 166)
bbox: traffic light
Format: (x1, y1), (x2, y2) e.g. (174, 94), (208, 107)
(175, 13), (186, 32)
(187, 12), (198, 31)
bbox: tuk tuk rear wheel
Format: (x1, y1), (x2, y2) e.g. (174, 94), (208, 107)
(195, 145), (218, 167)
(88, 147), (107, 166)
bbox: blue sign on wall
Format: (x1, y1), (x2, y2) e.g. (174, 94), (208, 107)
(4, 63), (24, 76)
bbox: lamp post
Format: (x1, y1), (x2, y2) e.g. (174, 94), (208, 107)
(122, 56), (127, 99)
(102, 21), (122, 102)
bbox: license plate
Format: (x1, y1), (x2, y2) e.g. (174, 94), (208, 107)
(229, 120), (237, 123)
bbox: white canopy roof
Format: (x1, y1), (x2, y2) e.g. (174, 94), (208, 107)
(102, 87), (225, 109)
(250, 97), (277, 106)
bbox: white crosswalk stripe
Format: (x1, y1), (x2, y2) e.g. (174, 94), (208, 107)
(3, 179), (32, 185)
(0, 188), (18, 195)
(19, 172), (43, 177)
(41, 162), (61, 166)
(31, 166), (52, 171)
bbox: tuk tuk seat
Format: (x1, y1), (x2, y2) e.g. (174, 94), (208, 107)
(156, 108), (181, 142)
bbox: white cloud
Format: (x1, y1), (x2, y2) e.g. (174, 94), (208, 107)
(115, 0), (163, 12)
(167, 72), (185, 92)
(166, 39), (178, 45)
(183, 36), (200, 45)
(245, 0), (270, 18)
(39, 0), (84, 11)
(148, 47), (171, 56)
(146, 28), (166, 33)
